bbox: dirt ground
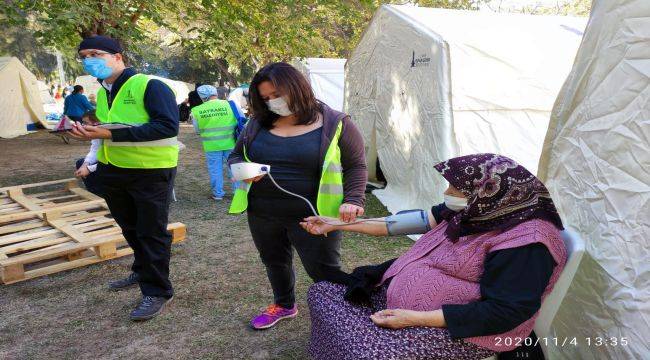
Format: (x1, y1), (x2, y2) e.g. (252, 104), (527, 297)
(0, 127), (412, 360)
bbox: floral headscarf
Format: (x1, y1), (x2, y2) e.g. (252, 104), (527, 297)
(434, 154), (563, 241)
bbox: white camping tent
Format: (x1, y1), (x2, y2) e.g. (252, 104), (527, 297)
(37, 80), (62, 116)
(37, 80), (54, 104)
(74, 74), (190, 105)
(294, 58), (346, 111)
(538, 0), (650, 359)
(345, 5), (586, 213)
(74, 75), (102, 99)
(0, 57), (49, 138)
(149, 75), (190, 105)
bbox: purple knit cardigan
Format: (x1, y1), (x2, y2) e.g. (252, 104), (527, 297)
(380, 219), (567, 352)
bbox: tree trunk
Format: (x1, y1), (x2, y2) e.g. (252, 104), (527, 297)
(214, 59), (238, 86)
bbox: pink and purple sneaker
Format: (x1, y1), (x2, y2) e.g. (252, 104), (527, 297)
(250, 304), (298, 330)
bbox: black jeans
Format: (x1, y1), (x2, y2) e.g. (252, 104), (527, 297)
(75, 158), (103, 197)
(248, 211), (345, 308)
(99, 163), (176, 298)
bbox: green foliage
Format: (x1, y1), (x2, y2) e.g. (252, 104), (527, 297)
(1, 0), (486, 84)
(508, 0), (592, 16)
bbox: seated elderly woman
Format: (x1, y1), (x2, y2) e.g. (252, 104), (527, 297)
(300, 154), (566, 360)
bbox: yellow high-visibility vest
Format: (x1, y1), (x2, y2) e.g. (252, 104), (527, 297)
(228, 121), (344, 217)
(95, 74), (178, 169)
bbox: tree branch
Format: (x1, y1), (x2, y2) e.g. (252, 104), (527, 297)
(130, 1), (146, 24)
(214, 59), (238, 86)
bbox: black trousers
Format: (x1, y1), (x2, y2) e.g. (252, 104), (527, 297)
(75, 158), (103, 197)
(99, 163), (176, 298)
(247, 211), (345, 309)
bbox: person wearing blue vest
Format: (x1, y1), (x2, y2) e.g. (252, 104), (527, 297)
(191, 85), (246, 200)
(69, 35), (179, 321)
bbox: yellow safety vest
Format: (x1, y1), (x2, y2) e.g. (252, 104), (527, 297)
(191, 99), (237, 152)
(228, 121), (345, 217)
(95, 74), (179, 169)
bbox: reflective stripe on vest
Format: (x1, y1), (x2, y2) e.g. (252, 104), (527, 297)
(191, 99), (237, 152)
(104, 137), (178, 147)
(95, 74), (178, 169)
(228, 121), (345, 217)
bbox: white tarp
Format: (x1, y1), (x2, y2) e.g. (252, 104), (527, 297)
(228, 86), (249, 115)
(0, 57), (49, 138)
(74, 74), (190, 105)
(537, 0), (650, 358)
(294, 58), (346, 111)
(345, 5), (586, 213)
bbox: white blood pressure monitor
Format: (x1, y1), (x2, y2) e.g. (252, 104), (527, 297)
(230, 162), (271, 181)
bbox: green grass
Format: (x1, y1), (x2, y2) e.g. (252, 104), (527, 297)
(0, 128), (413, 359)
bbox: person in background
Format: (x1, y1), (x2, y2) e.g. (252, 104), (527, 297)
(191, 85), (245, 200)
(178, 98), (190, 123)
(228, 62), (367, 330)
(54, 85), (62, 100)
(74, 110), (103, 196)
(63, 85), (73, 98)
(69, 35), (179, 321)
(63, 85), (95, 123)
(302, 154), (566, 360)
(88, 93), (97, 107)
(188, 82), (204, 110)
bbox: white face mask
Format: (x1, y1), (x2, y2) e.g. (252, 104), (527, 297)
(444, 194), (468, 212)
(266, 97), (293, 116)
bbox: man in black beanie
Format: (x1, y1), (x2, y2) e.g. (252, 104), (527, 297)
(70, 35), (179, 321)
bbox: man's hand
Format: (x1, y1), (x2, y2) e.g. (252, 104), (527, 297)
(370, 309), (423, 329)
(300, 216), (339, 235)
(75, 163), (91, 179)
(339, 203), (364, 223)
(69, 122), (112, 141)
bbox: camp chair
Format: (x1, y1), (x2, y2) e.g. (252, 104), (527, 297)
(482, 229), (586, 360)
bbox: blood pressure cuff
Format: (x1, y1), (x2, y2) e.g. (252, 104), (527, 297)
(386, 209), (431, 236)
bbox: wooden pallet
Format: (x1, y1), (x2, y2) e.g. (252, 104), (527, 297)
(0, 178), (103, 220)
(0, 179), (187, 285)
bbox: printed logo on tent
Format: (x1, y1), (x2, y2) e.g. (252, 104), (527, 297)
(123, 89), (137, 105)
(411, 51), (431, 67)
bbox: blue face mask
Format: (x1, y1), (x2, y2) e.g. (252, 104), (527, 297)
(82, 57), (114, 79)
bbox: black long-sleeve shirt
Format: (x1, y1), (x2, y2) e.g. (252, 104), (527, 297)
(442, 243), (556, 338)
(99, 67), (179, 142)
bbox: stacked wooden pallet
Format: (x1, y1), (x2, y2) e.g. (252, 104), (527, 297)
(0, 179), (186, 284)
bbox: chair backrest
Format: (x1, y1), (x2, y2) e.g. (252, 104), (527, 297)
(533, 229), (585, 357)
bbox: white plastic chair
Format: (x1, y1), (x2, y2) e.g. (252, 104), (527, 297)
(533, 229), (585, 358)
(482, 230), (585, 360)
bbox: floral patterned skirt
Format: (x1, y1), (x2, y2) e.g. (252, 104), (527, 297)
(307, 282), (495, 360)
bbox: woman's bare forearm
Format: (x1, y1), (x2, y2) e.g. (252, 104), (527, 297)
(333, 218), (388, 236)
(412, 309), (447, 328)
